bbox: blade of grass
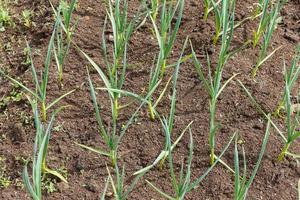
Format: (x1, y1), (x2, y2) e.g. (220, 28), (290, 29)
(75, 143), (110, 157)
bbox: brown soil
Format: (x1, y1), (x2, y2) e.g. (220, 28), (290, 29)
(0, 0), (300, 199)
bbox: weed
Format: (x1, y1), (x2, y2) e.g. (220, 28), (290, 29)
(0, 0), (13, 30)
(0, 84), (22, 111)
(42, 177), (57, 194)
(22, 46), (32, 66)
(0, 156), (11, 189)
(22, 9), (34, 28)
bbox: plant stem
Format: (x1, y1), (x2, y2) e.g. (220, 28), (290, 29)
(252, 31), (260, 48)
(42, 156), (47, 173)
(148, 101), (155, 121)
(159, 155), (167, 171)
(111, 150), (117, 167)
(160, 59), (167, 78)
(58, 64), (63, 86)
(113, 97), (118, 119)
(112, 57), (120, 77)
(204, 8), (209, 21)
(210, 148), (215, 166)
(67, 30), (72, 42)
(251, 66), (258, 78)
(277, 142), (290, 161)
(42, 102), (47, 122)
(273, 100), (285, 117)
(213, 31), (219, 45)
(209, 98), (216, 165)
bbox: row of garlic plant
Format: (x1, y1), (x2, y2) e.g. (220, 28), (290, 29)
(204, 0), (284, 77)
(0, 3), (78, 198)
(192, 0), (236, 165)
